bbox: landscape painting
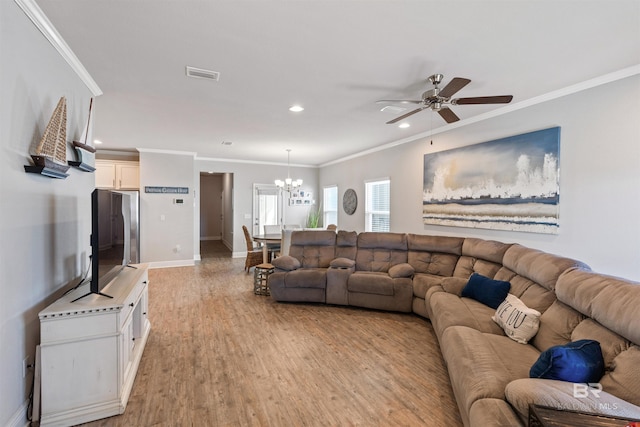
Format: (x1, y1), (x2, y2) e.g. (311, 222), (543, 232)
(423, 127), (560, 234)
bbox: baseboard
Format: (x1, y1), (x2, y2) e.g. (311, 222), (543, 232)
(6, 399), (29, 427)
(148, 259), (195, 269)
(200, 236), (222, 241)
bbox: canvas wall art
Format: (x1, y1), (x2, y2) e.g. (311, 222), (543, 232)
(422, 127), (560, 234)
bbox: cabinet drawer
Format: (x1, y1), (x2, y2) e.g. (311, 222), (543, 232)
(41, 311), (118, 343)
(119, 276), (147, 326)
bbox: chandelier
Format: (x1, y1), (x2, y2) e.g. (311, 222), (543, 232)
(275, 149), (303, 192)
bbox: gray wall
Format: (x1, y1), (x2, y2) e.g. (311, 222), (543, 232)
(320, 75), (640, 281)
(0, 1), (95, 424)
(139, 150), (196, 267)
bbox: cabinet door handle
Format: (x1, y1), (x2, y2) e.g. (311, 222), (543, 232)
(143, 312), (147, 315)
(132, 337), (135, 341)
(129, 303), (135, 307)
(143, 281), (148, 284)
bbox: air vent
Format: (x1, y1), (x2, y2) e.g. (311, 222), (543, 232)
(221, 141), (233, 146)
(185, 66), (220, 81)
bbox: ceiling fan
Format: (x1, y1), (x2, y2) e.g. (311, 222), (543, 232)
(377, 74), (513, 124)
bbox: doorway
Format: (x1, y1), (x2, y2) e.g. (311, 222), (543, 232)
(253, 184), (282, 235)
(200, 172), (233, 259)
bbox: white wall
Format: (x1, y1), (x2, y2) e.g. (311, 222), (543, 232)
(320, 75), (640, 281)
(139, 151), (196, 267)
(0, 1), (95, 424)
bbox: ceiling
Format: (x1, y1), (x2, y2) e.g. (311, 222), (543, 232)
(35, 0), (640, 166)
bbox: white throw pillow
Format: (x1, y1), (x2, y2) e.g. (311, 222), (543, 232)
(492, 293), (541, 344)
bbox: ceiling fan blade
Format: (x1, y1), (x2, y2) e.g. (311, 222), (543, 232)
(376, 99), (422, 105)
(386, 107), (426, 124)
(453, 95), (513, 105)
(439, 77), (471, 98)
(437, 107), (460, 123)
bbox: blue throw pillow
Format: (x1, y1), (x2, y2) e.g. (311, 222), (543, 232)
(461, 273), (511, 309)
(530, 339), (605, 383)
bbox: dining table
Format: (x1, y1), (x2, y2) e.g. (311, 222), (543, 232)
(252, 233), (282, 263)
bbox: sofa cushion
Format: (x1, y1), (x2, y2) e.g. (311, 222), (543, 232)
(440, 326), (541, 417)
(502, 244), (587, 292)
(461, 273), (511, 309)
(288, 230), (336, 268)
(388, 263), (414, 278)
(271, 255), (301, 271)
(529, 339), (605, 383)
(355, 232), (408, 272)
(429, 291), (505, 338)
(348, 272), (394, 296)
(571, 318), (631, 370)
(598, 346), (640, 406)
(505, 378), (640, 421)
(530, 300), (585, 352)
(412, 273), (444, 298)
(282, 268), (327, 289)
(453, 238), (512, 279)
(407, 234), (463, 276)
(556, 267), (640, 346)
(335, 230), (357, 260)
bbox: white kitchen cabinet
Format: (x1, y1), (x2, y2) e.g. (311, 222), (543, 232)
(95, 160), (140, 189)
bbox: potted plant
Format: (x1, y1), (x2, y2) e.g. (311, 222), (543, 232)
(306, 202), (322, 228)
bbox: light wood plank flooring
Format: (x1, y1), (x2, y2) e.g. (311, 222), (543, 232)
(81, 243), (462, 426)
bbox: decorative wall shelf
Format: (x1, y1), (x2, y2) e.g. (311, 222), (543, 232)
(24, 165), (69, 179)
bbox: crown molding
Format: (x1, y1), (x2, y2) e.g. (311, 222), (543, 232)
(196, 156), (318, 168)
(137, 148), (197, 157)
(15, 0), (102, 96)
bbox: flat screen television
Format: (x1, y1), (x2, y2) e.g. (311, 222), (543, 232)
(73, 189), (137, 302)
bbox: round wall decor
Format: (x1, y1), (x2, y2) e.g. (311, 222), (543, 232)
(343, 188), (357, 215)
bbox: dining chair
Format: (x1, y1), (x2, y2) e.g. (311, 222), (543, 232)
(242, 225), (263, 272)
(283, 224), (302, 230)
(326, 224), (337, 231)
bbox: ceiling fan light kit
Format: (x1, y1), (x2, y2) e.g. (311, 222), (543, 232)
(377, 73), (513, 125)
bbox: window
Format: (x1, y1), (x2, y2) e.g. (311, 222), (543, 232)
(323, 185), (338, 228)
(365, 179), (390, 232)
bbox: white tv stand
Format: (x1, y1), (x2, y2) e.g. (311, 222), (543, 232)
(38, 264), (151, 426)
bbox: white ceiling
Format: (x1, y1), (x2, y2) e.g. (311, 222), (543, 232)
(36, 0), (640, 166)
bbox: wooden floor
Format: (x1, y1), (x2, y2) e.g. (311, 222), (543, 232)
(81, 241), (462, 426)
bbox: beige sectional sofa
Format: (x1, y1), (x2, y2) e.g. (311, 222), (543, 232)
(269, 230), (640, 426)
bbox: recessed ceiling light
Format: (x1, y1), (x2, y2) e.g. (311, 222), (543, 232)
(398, 123), (410, 129)
(94, 139), (103, 145)
(289, 105), (304, 112)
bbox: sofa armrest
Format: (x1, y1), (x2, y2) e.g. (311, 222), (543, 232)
(389, 263), (415, 279)
(271, 255), (301, 271)
(505, 378), (640, 421)
(441, 276), (468, 296)
(330, 257), (356, 269)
